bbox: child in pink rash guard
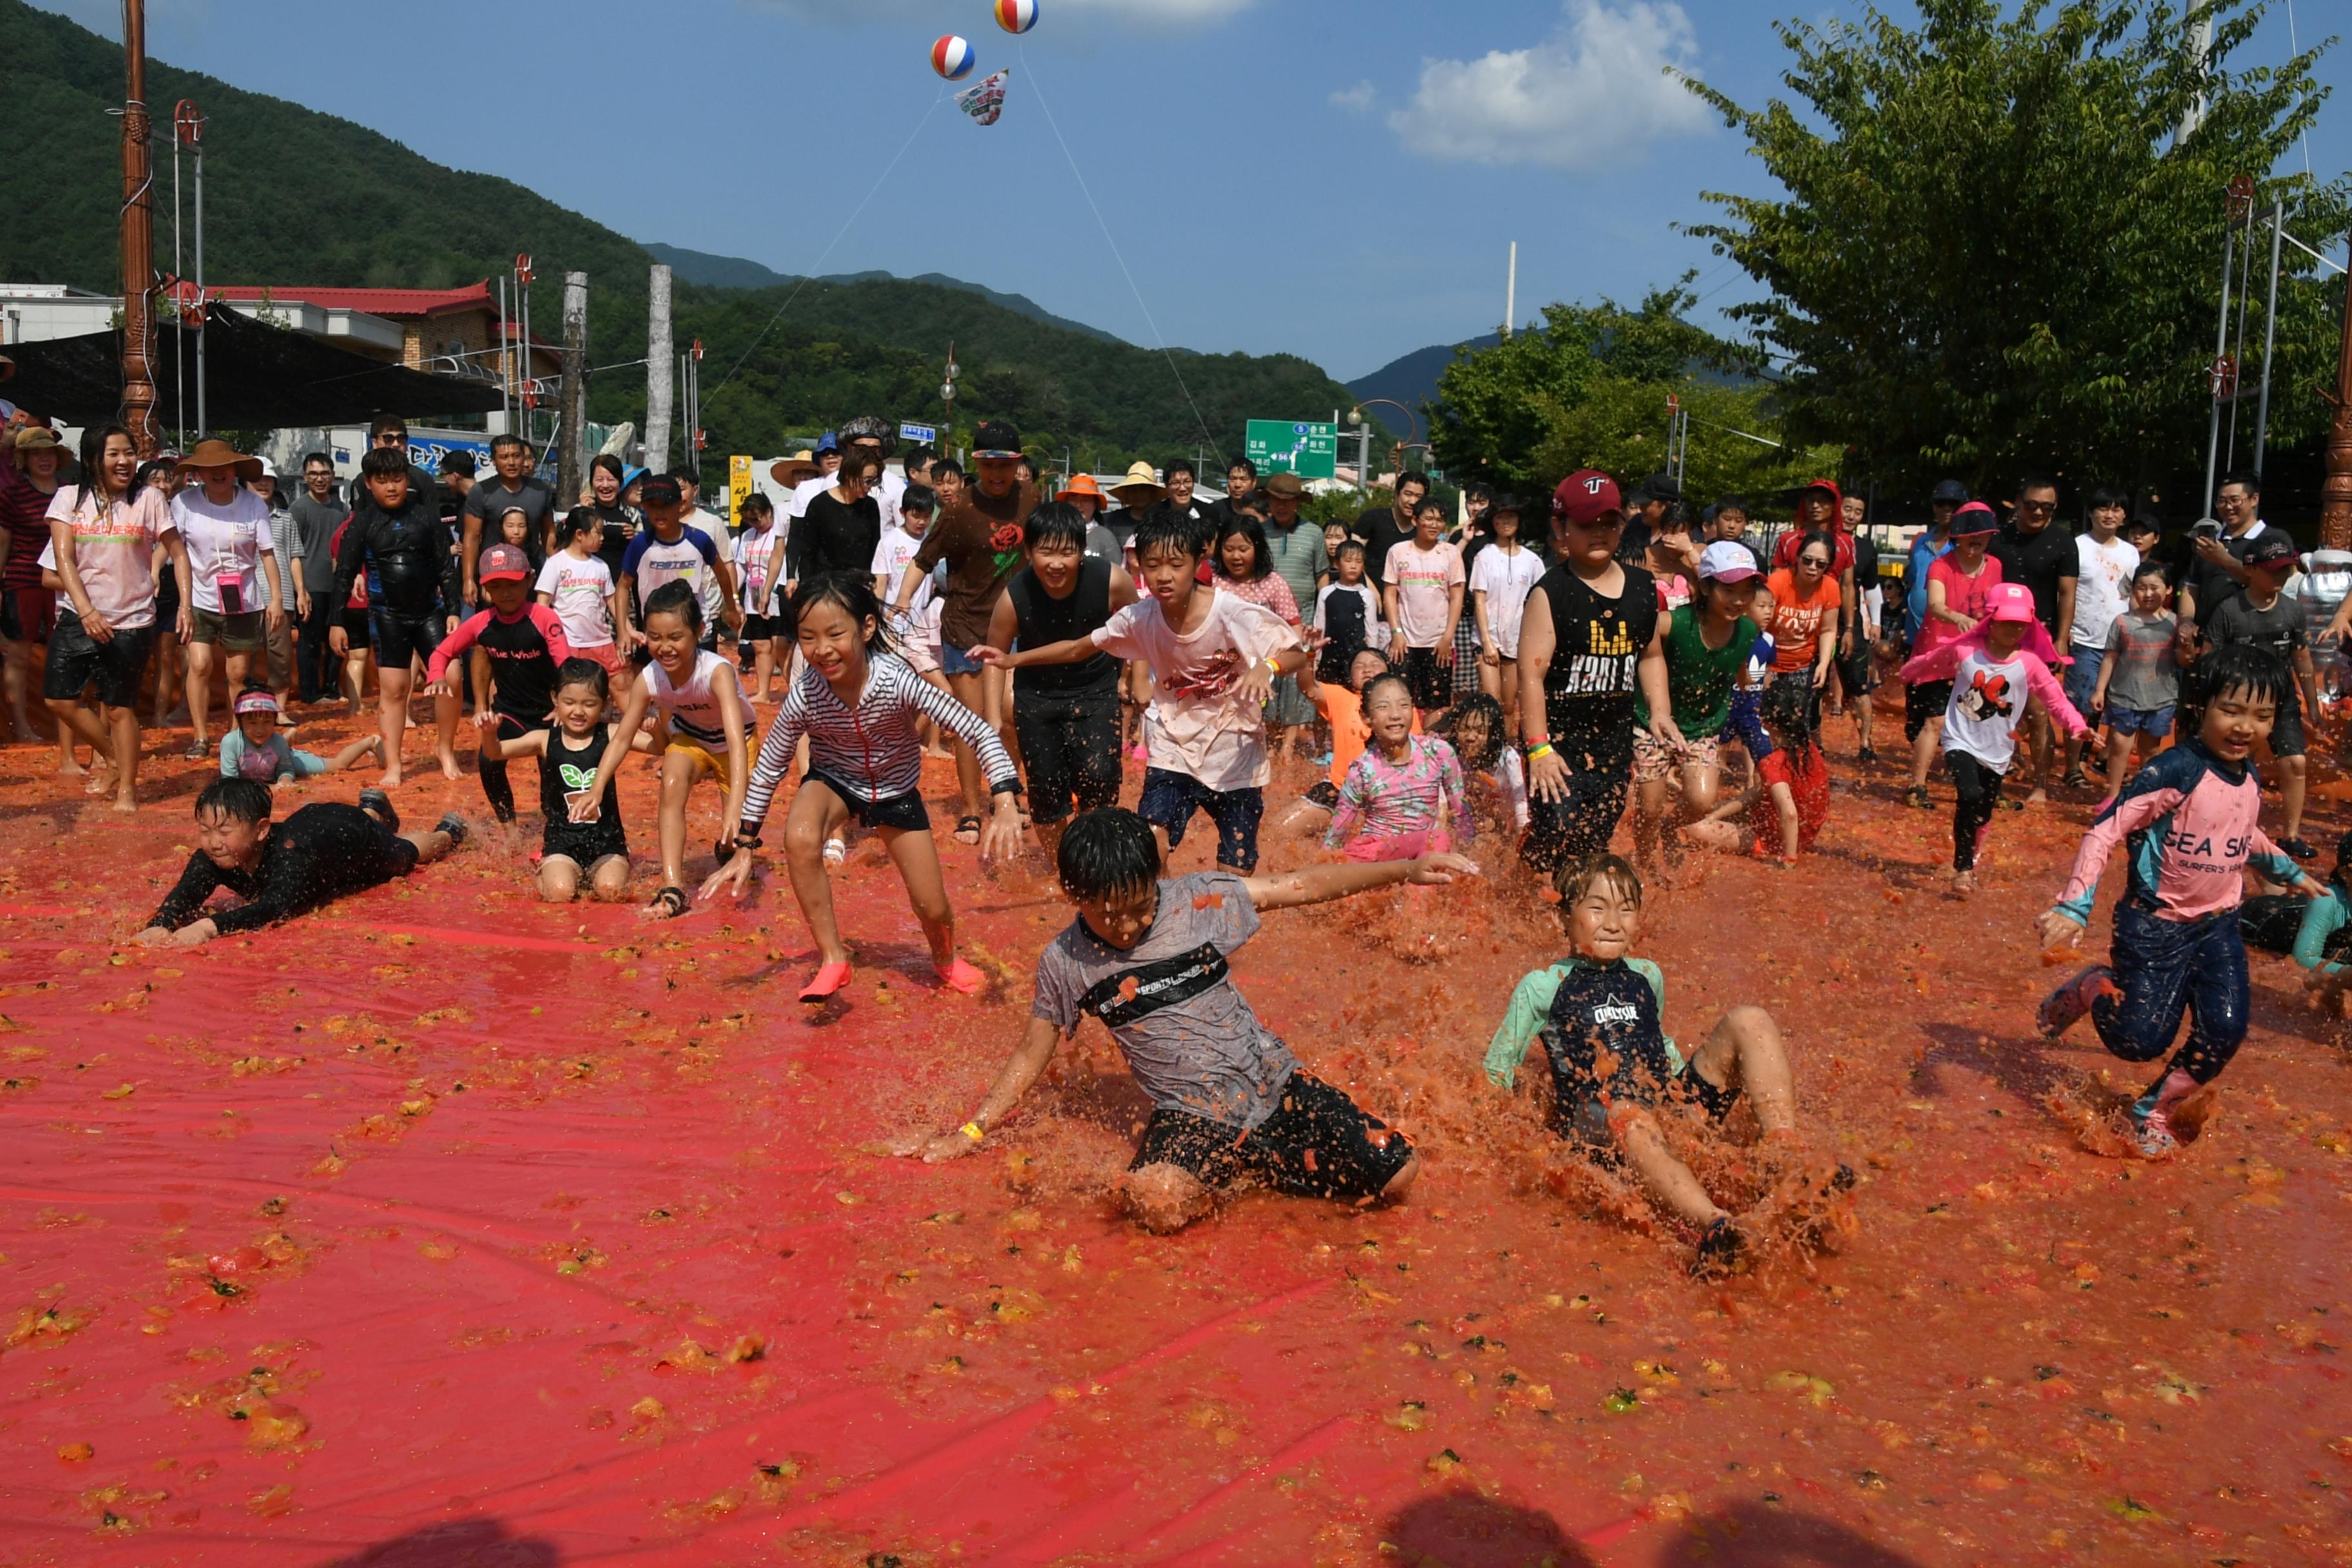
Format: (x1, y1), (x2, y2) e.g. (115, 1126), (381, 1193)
(1324, 672), (1473, 861)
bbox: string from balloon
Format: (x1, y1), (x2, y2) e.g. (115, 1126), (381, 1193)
(707, 90), (950, 400)
(1017, 38), (1226, 469)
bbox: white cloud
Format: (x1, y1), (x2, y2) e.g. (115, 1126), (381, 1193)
(1329, 80), (1377, 113)
(1387, 1), (1711, 170)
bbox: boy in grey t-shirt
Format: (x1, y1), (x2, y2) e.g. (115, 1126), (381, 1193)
(896, 807), (1475, 1231)
(2203, 533), (2324, 859)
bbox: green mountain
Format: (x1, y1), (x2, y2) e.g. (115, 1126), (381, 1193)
(645, 244), (1128, 347)
(0, 0), (1369, 467)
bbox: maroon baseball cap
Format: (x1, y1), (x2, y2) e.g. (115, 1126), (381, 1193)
(1552, 469), (1624, 527)
(478, 543), (532, 583)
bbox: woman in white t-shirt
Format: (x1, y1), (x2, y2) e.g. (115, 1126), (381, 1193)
(42, 422), (190, 812)
(1467, 495), (1545, 738)
(168, 442), (287, 760)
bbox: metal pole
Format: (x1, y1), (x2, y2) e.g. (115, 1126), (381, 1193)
(2253, 199), (2286, 480)
(170, 123), (182, 449)
(2203, 195), (2240, 518)
(645, 263), (674, 473)
(2225, 200), (2255, 473)
(1505, 241), (1517, 338)
(117, 0), (159, 457)
(557, 270), (588, 509)
(192, 132), (204, 438)
(1357, 422), (1369, 497)
(497, 275), (511, 433)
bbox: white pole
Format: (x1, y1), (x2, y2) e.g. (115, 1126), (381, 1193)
(645, 263), (674, 473)
(192, 136), (204, 438)
(497, 275), (511, 434)
(1505, 241), (1517, 338)
(2253, 201), (2285, 478)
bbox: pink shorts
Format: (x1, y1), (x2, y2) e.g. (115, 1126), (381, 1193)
(1343, 827), (1441, 863)
(573, 641), (625, 675)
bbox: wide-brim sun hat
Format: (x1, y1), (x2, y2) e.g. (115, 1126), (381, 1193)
(1108, 460), (1164, 506)
(1056, 473), (1106, 507)
(173, 437), (264, 483)
(770, 451), (820, 487)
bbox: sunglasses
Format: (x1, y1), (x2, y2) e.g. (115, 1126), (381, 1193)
(1799, 554), (1832, 568)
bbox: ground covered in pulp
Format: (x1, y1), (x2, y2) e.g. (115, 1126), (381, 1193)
(0, 700), (2348, 1567)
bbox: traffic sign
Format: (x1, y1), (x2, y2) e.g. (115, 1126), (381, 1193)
(1244, 420), (1338, 480)
(899, 422), (939, 445)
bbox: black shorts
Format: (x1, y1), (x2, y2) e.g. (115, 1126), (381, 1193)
(1905, 677), (1953, 742)
(339, 607), (373, 649)
(1013, 685), (1122, 825)
(371, 607), (446, 669)
(2271, 687), (2306, 760)
(1547, 1033), (1741, 1150)
(1137, 767), (1263, 872)
(545, 817), (627, 867)
(805, 768), (930, 832)
(41, 614), (155, 709)
(741, 614), (790, 643)
(1522, 766), (1631, 872)
(2239, 892), (2306, 955)
(1836, 642), (1877, 696)
(1402, 645), (1449, 709)
(1131, 1071), (1413, 1202)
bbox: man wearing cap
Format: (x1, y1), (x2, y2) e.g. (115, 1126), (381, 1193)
(0, 423), (66, 754)
(1986, 475), (2077, 803)
(1903, 480), (1968, 647)
(1516, 469), (1672, 872)
(170, 440), (289, 761)
(1358, 470), (1428, 593)
(787, 434), (846, 531)
(897, 418), (1039, 841)
(460, 433), (553, 605)
(2206, 530), (2323, 859)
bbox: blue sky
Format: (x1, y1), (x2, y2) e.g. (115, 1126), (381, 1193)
(51, 0), (2352, 381)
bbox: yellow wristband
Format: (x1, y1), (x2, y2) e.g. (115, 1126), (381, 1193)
(959, 1120), (985, 1144)
(1525, 743), (1556, 761)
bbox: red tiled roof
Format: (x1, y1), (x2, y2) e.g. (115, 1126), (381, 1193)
(161, 279), (495, 317)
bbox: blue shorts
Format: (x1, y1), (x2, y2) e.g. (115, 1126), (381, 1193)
(1137, 767), (1264, 872)
(2064, 644), (2105, 716)
(939, 641), (985, 678)
(2107, 703), (2173, 738)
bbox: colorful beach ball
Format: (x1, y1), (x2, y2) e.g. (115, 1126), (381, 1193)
(931, 34), (976, 79)
(993, 0), (1038, 34)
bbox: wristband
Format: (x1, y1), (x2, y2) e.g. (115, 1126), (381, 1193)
(1264, 656), (1282, 675)
(1525, 742), (1556, 762)
(959, 1120), (985, 1144)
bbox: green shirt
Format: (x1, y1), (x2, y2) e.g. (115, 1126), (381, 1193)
(1484, 957), (1676, 1088)
(2294, 885), (2352, 976)
(1262, 519), (1331, 624)
(1634, 607), (1757, 739)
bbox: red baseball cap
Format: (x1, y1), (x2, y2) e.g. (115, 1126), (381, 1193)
(478, 543), (532, 583)
(1552, 469), (1623, 527)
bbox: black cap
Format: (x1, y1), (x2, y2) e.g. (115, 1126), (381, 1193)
(1930, 478), (1968, 505)
(639, 475), (681, 505)
(972, 420), (1022, 460)
(1640, 472), (1680, 503)
(2244, 533), (2298, 569)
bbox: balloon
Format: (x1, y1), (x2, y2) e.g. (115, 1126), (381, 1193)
(993, 0), (1038, 34)
(930, 34), (975, 80)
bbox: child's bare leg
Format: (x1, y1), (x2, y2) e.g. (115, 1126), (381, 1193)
(400, 826), (455, 864)
(373, 667), (412, 787)
(1685, 1004), (1799, 1135)
(1618, 1110), (1727, 1228)
(329, 734), (382, 772)
(1678, 760), (1721, 826)
(343, 647), (369, 716)
(781, 781), (854, 963)
(104, 704), (139, 811)
(1632, 776), (1671, 865)
(878, 823), (957, 968)
(1264, 798), (1333, 845)
(589, 853), (632, 902)
(1377, 1153), (1420, 1204)
(2099, 725), (2132, 799)
(2283, 753), (2308, 841)
(46, 698), (113, 770)
(433, 685), (462, 780)
(1908, 713), (1941, 789)
(654, 749), (706, 894)
(1772, 781), (1799, 861)
(538, 854), (583, 902)
(750, 642), (776, 705)
(183, 640), (217, 747)
(1123, 1161), (1215, 1233)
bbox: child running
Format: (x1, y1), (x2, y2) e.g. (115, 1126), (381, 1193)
(134, 778), (466, 947)
(1468, 493), (1544, 732)
(422, 544), (572, 825)
(895, 807), (1475, 1231)
(1901, 582), (2088, 892)
(219, 687), (379, 782)
(2038, 645), (2326, 1156)
(1323, 672), (1473, 860)
(1631, 540), (1761, 870)
(573, 580), (753, 919)
(2091, 560), (2180, 803)
(536, 513), (629, 687)
(480, 657), (652, 902)
(707, 571), (1021, 1001)
(1485, 853), (1847, 1277)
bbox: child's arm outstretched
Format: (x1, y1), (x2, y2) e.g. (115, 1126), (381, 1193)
(894, 1015), (1062, 1162)
(2019, 651), (2089, 741)
(475, 715), (551, 763)
(571, 679), (658, 825)
(1242, 851), (1478, 913)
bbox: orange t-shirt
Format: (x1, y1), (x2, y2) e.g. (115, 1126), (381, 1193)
(1765, 567), (1841, 672)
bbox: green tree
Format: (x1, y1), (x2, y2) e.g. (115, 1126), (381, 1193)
(1680, 0), (2350, 495)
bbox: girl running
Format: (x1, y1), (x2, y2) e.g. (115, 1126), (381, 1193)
(705, 571), (1021, 1002)
(536, 514), (628, 686)
(571, 580), (754, 919)
(482, 657), (651, 902)
(1468, 494), (1544, 734)
(1322, 672), (1473, 861)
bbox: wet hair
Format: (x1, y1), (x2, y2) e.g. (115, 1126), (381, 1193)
(903, 484), (937, 516)
(1359, 671), (1414, 718)
(1056, 807), (1162, 902)
(194, 776), (273, 825)
(931, 460), (964, 484)
(790, 570), (893, 656)
(1554, 852), (1643, 910)
(2179, 642), (2289, 730)
(642, 578), (703, 633)
(1023, 500), (1090, 553)
(591, 453), (627, 485)
(77, 423), (134, 495)
(1435, 692), (1505, 769)
(1215, 516), (1271, 581)
(362, 446), (414, 482)
(554, 656), (611, 703)
(1132, 509), (1203, 563)
(1794, 529), (1836, 567)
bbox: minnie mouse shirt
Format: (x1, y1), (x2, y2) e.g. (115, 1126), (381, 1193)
(1942, 645), (2079, 772)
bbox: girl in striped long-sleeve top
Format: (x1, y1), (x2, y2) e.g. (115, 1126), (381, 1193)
(705, 571), (1023, 1003)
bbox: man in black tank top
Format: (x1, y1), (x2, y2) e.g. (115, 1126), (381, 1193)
(983, 503), (1139, 857)
(1516, 471), (1674, 872)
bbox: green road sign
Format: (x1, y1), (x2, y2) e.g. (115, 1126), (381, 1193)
(1245, 420), (1338, 480)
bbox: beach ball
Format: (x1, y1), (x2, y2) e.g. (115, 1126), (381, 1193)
(931, 34), (976, 79)
(994, 0), (1038, 34)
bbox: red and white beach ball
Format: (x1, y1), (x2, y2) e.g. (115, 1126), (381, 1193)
(931, 35), (976, 79)
(993, 0), (1038, 34)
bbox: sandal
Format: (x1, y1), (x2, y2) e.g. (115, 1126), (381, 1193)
(2061, 768), (2090, 790)
(954, 815), (981, 846)
(182, 739), (210, 761)
(798, 961), (854, 1003)
(937, 957), (986, 995)
(645, 885), (689, 920)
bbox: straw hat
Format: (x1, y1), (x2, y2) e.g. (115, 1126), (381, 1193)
(1108, 460), (1164, 507)
(174, 437), (264, 482)
(10, 426), (64, 470)
(1055, 473), (1106, 507)
(770, 450), (820, 487)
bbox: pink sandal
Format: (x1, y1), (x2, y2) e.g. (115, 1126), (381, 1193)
(937, 957), (986, 995)
(798, 961), (854, 1003)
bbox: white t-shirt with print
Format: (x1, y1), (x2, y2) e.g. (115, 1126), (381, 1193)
(534, 551), (616, 649)
(1092, 588), (1297, 792)
(2070, 533), (2139, 651)
(646, 647), (742, 750)
(1468, 544), (1546, 658)
(45, 485), (177, 630)
(1381, 538), (1465, 648)
(172, 487), (277, 615)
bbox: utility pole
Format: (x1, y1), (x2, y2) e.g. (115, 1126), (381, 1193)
(117, 0), (159, 458)
(2322, 236), (2352, 552)
(940, 341), (959, 459)
(1504, 241), (1517, 338)
(186, 103), (205, 438)
(645, 262), (674, 473)
(557, 270), (588, 508)
(2252, 199), (2285, 479)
